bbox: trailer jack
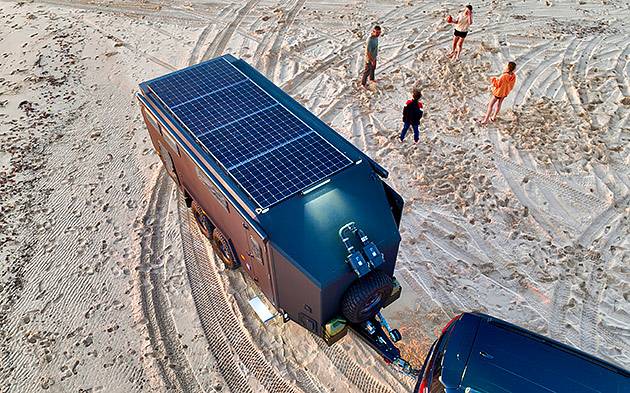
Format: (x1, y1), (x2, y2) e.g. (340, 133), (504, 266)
(347, 313), (421, 377)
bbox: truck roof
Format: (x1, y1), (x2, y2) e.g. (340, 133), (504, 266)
(447, 313), (630, 393)
(138, 55), (400, 287)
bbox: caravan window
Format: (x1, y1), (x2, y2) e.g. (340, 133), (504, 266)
(250, 236), (263, 263)
(196, 166), (229, 212)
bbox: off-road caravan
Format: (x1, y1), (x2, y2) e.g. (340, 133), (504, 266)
(137, 55), (410, 368)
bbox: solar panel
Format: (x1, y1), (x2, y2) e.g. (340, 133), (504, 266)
(148, 58), (246, 107)
(146, 58), (353, 210)
(197, 105), (312, 170)
(171, 81), (277, 138)
(231, 133), (352, 209)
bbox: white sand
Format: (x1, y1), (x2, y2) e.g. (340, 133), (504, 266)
(1, 0), (629, 392)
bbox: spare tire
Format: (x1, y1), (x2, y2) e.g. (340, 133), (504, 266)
(341, 270), (393, 324)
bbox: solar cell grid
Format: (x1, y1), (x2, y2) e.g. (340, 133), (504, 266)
(148, 58), (246, 107)
(197, 105), (312, 170)
(147, 57), (353, 210)
(231, 133), (351, 208)
(171, 80), (277, 138)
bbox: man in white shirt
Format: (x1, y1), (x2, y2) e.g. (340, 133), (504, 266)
(448, 5), (473, 61)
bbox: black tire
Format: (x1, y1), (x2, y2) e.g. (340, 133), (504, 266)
(212, 228), (239, 270)
(192, 201), (213, 239)
(341, 270), (393, 324)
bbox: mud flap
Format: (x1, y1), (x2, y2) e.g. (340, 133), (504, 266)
(383, 182), (404, 228)
(382, 277), (402, 309)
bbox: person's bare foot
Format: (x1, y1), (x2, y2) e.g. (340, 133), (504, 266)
(361, 85), (369, 90)
(490, 117), (496, 122)
(370, 79), (378, 83)
(480, 120), (488, 124)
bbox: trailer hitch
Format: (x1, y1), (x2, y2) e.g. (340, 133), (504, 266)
(347, 312), (421, 377)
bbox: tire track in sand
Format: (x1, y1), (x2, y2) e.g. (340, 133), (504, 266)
(189, 24), (216, 67)
(315, 336), (402, 393)
(512, 43), (563, 107)
(608, 41), (630, 137)
(254, 0), (306, 79)
(200, 0), (261, 63)
(576, 195), (630, 356)
(138, 169), (202, 393)
(177, 195), (303, 393)
(280, 38), (365, 94)
(548, 271), (572, 343)
(491, 153), (608, 241)
(39, 0), (205, 23)
(577, 251), (607, 355)
(559, 38), (591, 121)
(80, 15), (177, 71)
(614, 42), (630, 98)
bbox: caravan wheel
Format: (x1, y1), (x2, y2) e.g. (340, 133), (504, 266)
(212, 228), (240, 270)
(192, 201), (213, 239)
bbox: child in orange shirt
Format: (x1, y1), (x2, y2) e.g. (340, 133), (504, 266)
(481, 61), (516, 124)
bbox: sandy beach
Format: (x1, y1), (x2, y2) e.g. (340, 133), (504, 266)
(1, 0), (629, 392)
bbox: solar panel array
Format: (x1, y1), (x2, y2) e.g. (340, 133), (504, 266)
(147, 57), (352, 210)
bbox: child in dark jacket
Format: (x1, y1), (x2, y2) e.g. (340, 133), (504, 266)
(399, 90), (424, 144)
